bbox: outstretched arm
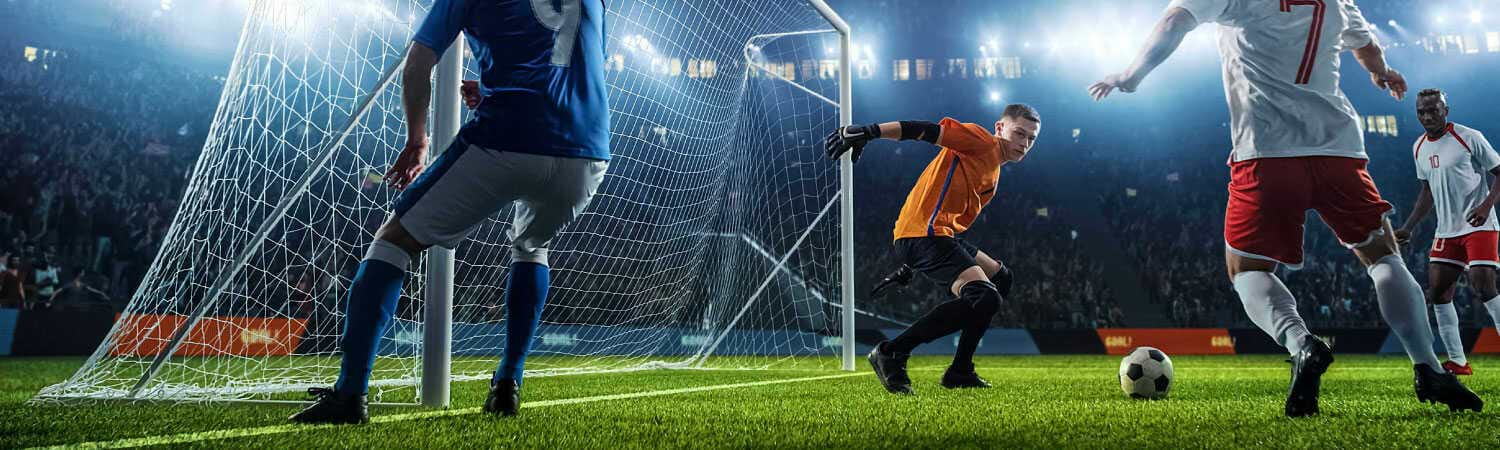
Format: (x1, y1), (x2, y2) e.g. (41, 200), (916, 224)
(1089, 7), (1199, 101)
(824, 121), (944, 163)
(1352, 43), (1407, 101)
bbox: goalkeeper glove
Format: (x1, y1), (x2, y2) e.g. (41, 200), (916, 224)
(869, 265), (913, 299)
(823, 124), (880, 163)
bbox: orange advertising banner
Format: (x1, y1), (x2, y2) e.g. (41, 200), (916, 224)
(108, 314), (308, 357)
(1473, 328), (1500, 354)
(1097, 328), (1236, 355)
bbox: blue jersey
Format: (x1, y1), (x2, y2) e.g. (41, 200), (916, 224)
(414, 0), (610, 161)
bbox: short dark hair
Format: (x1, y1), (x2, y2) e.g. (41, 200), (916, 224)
(1418, 88), (1446, 102)
(1002, 103), (1040, 123)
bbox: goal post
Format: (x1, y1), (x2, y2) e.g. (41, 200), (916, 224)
(809, 0), (857, 373)
(37, 0), (856, 405)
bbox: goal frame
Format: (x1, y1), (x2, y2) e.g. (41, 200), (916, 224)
(38, 0), (854, 409)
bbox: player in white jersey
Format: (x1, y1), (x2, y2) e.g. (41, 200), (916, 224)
(1395, 89), (1500, 377)
(1088, 0), (1481, 416)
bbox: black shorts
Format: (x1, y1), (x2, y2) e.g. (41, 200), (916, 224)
(893, 236), (981, 286)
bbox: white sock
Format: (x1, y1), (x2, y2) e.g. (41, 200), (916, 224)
(1433, 302), (1466, 366)
(1486, 295), (1500, 328)
(1368, 254), (1442, 369)
(1232, 271), (1311, 356)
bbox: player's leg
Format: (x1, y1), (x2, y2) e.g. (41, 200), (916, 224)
(1472, 265), (1500, 344)
(1463, 231), (1500, 351)
(1424, 258), (1467, 373)
(1222, 157), (1328, 418)
(1317, 157), (1480, 411)
(484, 154), (607, 416)
(293, 141), (521, 424)
(870, 237), (996, 394)
(943, 248), (1006, 388)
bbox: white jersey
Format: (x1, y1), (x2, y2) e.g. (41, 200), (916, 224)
(1413, 123), (1500, 238)
(1169, 0), (1374, 162)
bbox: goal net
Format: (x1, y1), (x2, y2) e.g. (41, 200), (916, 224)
(38, 0), (850, 403)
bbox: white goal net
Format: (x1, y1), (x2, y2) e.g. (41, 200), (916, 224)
(38, 0), (850, 403)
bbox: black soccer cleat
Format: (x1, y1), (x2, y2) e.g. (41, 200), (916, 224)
(941, 364), (992, 389)
(289, 387), (369, 425)
(484, 379), (521, 416)
(1285, 335), (1333, 418)
(867, 342), (913, 395)
(1414, 364), (1483, 412)
(869, 265), (914, 299)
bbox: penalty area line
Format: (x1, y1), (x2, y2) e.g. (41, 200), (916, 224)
(39, 372), (866, 450)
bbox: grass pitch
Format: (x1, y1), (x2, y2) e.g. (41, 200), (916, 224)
(5, 355), (1500, 448)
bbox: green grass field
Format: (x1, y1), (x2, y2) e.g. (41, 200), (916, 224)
(5, 355), (1500, 448)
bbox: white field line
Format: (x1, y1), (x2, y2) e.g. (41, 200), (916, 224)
(906, 366), (1423, 372)
(38, 372), (866, 450)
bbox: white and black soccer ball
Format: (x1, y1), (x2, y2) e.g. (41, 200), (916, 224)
(1118, 346), (1174, 399)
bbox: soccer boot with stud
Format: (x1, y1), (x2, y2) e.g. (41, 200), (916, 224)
(484, 378), (521, 416)
(941, 363), (992, 389)
(289, 387), (369, 425)
(1285, 335), (1333, 418)
(1414, 364), (1483, 412)
(867, 342), (914, 395)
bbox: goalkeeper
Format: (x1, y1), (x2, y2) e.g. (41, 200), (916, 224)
(824, 105), (1040, 395)
(292, 0), (611, 424)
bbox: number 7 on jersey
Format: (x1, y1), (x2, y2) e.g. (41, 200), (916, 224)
(1280, 0), (1325, 85)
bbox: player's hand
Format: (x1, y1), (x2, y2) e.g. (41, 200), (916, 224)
(385, 139), (429, 190)
(1467, 205), (1491, 227)
(869, 265), (913, 298)
(1089, 72), (1138, 101)
(824, 124), (880, 163)
(1371, 68), (1407, 101)
(1393, 227), (1412, 246)
(460, 80), (482, 109)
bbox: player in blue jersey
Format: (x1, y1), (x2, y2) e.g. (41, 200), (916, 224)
(291, 0), (610, 424)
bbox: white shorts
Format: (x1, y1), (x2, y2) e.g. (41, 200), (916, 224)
(393, 140), (608, 265)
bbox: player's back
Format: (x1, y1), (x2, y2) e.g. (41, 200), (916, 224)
(1173, 0), (1374, 162)
(415, 0), (611, 161)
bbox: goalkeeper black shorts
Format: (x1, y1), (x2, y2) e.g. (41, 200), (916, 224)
(892, 236), (981, 286)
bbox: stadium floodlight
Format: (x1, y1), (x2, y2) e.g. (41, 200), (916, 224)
(1388, 19), (1398, 27)
(1472, 10), (1483, 24)
(988, 90), (1002, 103)
(1435, 14), (1446, 25)
(37, 0), (857, 406)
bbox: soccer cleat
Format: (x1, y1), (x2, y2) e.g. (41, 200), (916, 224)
(869, 265), (914, 299)
(484, 379), (521, 416)
(1414, 364), (1483, 412)
(867, 342), (913, 395)
(289, 387), (369, 425)
(1284, 335), (1333, 418)
(1442, 360), (1473, 376)
(941, 365), (992, 389)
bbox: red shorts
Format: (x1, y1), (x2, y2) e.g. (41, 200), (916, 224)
(1224, 156), (1392, 269)
(1430, 231), (1500, 268)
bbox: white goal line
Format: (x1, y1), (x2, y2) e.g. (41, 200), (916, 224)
(35, 372), (865, 450)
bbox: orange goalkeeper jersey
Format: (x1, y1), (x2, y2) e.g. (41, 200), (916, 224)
(892, 117), (1003, 240)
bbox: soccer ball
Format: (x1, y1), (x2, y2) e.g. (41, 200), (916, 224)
(1118, 346), (1174, 399)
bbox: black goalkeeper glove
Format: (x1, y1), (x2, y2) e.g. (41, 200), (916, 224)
(823, 124), (881, 163)
(869, 265), (913, 299)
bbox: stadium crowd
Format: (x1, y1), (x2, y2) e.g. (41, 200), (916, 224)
(0, 38), (218, 312)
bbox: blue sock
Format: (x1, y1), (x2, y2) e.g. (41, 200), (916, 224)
(333, 259), (406, 398)
(494, 262), (550, 386)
